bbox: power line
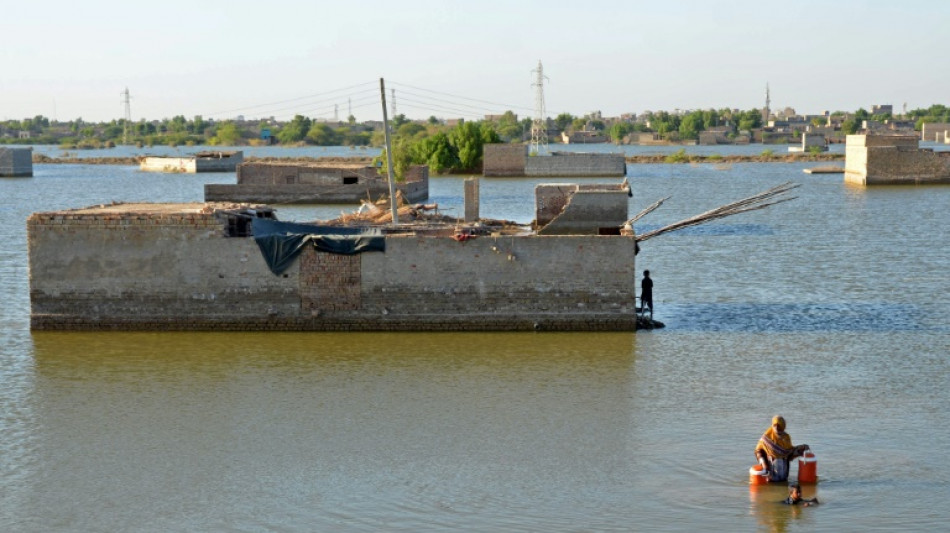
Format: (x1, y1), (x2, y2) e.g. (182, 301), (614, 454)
(389, 80), (533, 113)
(392, 88), (514, 116)
(395, 96), (495, 118)
(207, 81), (378, 117)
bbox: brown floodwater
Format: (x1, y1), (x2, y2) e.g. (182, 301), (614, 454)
(2, 155), (948, 531)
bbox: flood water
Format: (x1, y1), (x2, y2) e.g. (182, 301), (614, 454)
(1, 150), (948, 531)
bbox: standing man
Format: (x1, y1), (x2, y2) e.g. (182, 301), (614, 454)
(640, 270), (653, 316)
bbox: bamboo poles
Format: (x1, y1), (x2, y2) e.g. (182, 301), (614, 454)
(634, 182), (800, 242)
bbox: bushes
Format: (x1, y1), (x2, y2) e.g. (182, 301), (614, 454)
(664, 149), (690, 163)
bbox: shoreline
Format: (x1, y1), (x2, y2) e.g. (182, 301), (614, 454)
(31, 153), (844, 166)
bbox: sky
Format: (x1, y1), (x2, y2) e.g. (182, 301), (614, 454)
(2, 0), (948, 123)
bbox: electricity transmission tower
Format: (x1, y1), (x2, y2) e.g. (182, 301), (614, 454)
(391, 89), (397, 117)
(530, 60), (549, 155)
(121, 87), (132, 145)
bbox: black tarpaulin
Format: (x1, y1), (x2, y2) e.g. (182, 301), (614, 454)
(252, 218), (385, 275)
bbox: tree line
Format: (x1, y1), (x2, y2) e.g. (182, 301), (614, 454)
(4, 104), (949, 152)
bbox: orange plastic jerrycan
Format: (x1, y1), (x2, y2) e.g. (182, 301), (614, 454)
(749, 463), (770, 485)
(798, 451), (818, 483)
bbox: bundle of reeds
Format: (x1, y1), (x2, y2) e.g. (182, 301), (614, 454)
(634, 182), (800, 242)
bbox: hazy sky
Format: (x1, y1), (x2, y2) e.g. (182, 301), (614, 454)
(3, 0), (947, 123)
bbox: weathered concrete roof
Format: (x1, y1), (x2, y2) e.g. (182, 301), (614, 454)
(38, 202), (263, 216)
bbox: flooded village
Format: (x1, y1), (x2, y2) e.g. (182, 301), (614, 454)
(4, 71), (950, 533)
(15, 96), (950, 334)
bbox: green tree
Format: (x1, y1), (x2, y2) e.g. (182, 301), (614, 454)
(841, 119), (859, 135)
(609, 122), (630, 143)
(495, 110), (522, 141)
(679, 111), (704, 140)
(554, 113), (574, 131)
(168, 115), (188, 133)
(410, 132), (457, 173)
(391, 114), (409, 128)
(450, 121), (485, 170)
(397, 122), (426, 138)
(213, 122), (242, 145)
(306, 123), (341, 145)
(192, 115), (207, 135)
(276, 114), (311, 144)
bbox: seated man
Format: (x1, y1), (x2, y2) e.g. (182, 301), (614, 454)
(755, 415), (810, 482)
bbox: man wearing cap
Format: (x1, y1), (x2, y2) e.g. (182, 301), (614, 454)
(755, 415), (810, 482)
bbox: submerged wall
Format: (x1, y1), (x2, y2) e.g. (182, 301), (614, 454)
(139, 151), (242, 173)
(0, 147), (33, 177)
(845, 134), (950, 185)
(206, 164), (428, 203)
(525, 152), (626, 177)
(28, 203), (638, 331)
(483, 145), (626, 177)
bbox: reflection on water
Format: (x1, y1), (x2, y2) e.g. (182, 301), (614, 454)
(749, 483), (821, 533)
(21, 332), (642, 531)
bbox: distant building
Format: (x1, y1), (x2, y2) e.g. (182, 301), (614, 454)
(921, 123), (950, 142)
(871, 104), (893, 116)
(561, 130), (607, 144)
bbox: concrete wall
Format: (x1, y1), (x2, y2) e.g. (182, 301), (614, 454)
(140, 152), (242, 173)
(29, 203), (638, 331)
(140, 156), (197, 173)
(206, 165), (428, 204)
(535, 183), (630, 234)
(845, 134), (950, 185)
(0, 147), (33, 177)
(525, 152), (626, 177)
(483, 144), (527, 176)
(237, 163), (376, 186)
(195, 151), (243, 172)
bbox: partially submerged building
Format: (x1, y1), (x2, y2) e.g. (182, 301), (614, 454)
(0, 147), (33, 177)
(28, 186), (638, 331)
(921, 123), (950, 143)
(788, 133), (828, 153)
(483, 144), (626, 177)
(845, 134), (950, 185)
(139, 151), (243, 173)
(535, 181), (631, 235)
(204, 162), (429, 204)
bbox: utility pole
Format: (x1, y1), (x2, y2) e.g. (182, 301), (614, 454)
(334, 104), (339, 122)
(530, 60), (549, 155)
(348, 97), (352, 120)
(380, 78), (399, 226)
(391, 88), (397, 117)
(121, 87), (132, 145)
